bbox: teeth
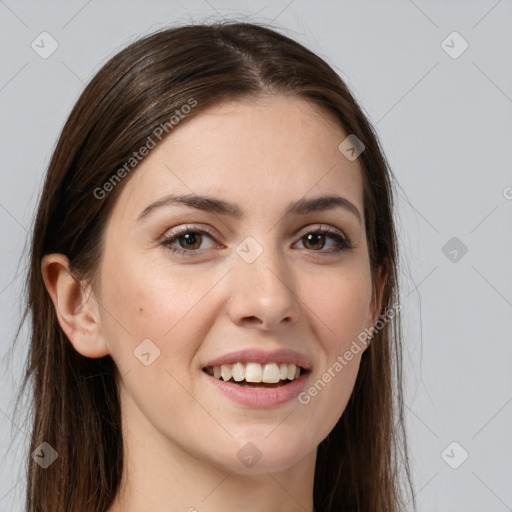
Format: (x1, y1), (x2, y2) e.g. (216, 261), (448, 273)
(209, 362), (304, 383)
(232, 362), (244, 382)
(262, 363), (281, 383)
(245, 362), (263, 383)
(221, 365), (232, 382)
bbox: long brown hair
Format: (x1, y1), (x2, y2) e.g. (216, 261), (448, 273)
(14, 21), (415, 512)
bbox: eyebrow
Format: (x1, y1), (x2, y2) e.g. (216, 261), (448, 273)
(135, 193), (362, 224)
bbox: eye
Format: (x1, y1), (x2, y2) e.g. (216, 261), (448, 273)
(161, 223), (352, 258)
(294, 225), (352, 253)
(161, 225), (219, 257)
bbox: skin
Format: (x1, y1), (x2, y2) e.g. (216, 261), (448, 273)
(42, 95), (385, 512)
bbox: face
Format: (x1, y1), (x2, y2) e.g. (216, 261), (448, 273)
(95, 95), (381, 474)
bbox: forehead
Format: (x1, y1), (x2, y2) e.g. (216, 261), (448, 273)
(109, 95), (365, 224)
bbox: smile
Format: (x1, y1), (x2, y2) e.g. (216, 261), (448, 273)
(203, 362), (305, 386)
(202, 362), (311, 407)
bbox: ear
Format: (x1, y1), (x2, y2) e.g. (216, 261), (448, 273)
(366, 263), (387, 336)
(41, 253), (110, 358)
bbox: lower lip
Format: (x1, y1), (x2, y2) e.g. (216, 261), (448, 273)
(203, 371), (310, 408)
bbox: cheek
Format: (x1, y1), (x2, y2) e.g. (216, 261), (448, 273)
(98, 251), (224, 371)
(97, 255), (212, 422)
(303, 264), (373, 347)
(292, 265), (371, 430)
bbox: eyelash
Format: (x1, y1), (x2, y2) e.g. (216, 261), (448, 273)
(161, 224), (353, 258)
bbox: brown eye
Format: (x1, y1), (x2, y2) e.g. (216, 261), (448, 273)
(162, 226), (218, 256)
(295, 228), (351, 254)
(302, 233), (326, 250)
(177, 232), (203, 250)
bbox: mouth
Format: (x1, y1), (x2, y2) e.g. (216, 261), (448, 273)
(202, 362), (310, 389)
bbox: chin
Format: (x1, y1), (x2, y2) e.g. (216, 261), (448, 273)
(216, 436), (312, 475)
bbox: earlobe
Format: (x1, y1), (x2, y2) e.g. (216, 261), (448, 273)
(41, 253), (110, 358)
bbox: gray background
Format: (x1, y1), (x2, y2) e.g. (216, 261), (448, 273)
(1, 0), (511, 510)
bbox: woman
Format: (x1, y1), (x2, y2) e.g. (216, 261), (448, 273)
(18, 21), (414, 512)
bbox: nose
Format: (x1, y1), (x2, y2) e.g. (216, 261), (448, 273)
(227, 243), (300, 331)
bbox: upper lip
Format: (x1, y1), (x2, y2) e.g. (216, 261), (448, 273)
(203, 348), (313, 371)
